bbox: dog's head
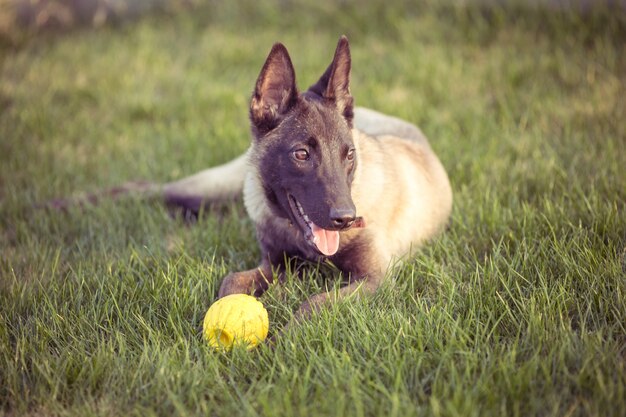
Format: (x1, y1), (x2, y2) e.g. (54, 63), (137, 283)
(250, 36), (364, 257)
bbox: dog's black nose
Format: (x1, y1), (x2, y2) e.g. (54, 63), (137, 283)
(330, 207), (356, 229)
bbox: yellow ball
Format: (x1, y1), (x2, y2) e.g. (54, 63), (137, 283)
(203, 294), (269, 350)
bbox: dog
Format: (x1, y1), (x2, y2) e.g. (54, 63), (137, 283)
(49, 36), (452, 324)
(159, 36), (453, 322)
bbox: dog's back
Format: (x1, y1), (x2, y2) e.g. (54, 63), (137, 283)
(306, 106), (452, 278)
(354, 107), (429, 145)
(350, 109), (452, 268)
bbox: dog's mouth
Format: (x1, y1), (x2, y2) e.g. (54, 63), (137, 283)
(287, 195), (365, 257)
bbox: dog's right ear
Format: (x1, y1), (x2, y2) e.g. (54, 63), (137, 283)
(307, 36), (353, 126)
(250, 43), (298, 136)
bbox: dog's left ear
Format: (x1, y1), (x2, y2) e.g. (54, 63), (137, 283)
(250, 43), (299, 136)
(308, 35), (354, 126)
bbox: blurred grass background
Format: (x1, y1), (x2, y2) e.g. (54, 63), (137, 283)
(1, 1), (625, 416)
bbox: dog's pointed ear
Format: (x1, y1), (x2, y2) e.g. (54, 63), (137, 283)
(250, 43), (298, 136)
(307, 35), (354, 126)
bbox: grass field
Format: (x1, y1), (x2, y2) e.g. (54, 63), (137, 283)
(1, 1), (625, 416)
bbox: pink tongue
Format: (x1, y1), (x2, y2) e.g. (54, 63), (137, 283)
(310, 223), (340, 256)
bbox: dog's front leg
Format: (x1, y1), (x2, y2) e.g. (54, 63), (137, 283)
(218, 260), (276, 298)
(295, 279), (380, 321)
(293, 274), (383, 323)
(287, 243), (389, 329)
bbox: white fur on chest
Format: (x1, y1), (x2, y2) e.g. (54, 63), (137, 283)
(242, 167), (272, 225)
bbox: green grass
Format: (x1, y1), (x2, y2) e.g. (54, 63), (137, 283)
(1, 1), (625, 416)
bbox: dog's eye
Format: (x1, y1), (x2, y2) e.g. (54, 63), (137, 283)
(293, 149), (309, 161)
(346, 149), (356, 161)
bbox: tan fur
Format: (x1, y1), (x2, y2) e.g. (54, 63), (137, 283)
(337, 109), (451, 268)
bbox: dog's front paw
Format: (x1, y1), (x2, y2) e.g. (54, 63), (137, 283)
(279, 294), (327, 334)
(217, 272), (252, 298)
(295, 293), (328, 320)
(217, 265), (274, 298)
